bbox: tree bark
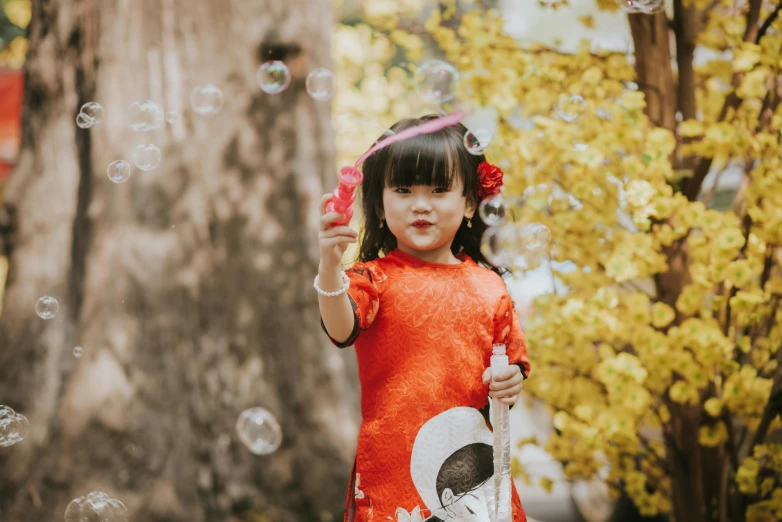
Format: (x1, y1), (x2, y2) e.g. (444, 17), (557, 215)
(628, 12), (677, 132)
(0, 1), (359, 521)
(629, 11), (720, 522)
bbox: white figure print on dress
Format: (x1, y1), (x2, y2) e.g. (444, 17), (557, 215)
(409, 407), (499, 522)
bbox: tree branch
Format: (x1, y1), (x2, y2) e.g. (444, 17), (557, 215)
(673, 0), (699, 122)
(755, 2), (782, 44)
(684, 0), (767, 201)
(746, 341), (782, 453)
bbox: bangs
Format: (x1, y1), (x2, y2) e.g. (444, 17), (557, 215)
(380, 130), (463, 189)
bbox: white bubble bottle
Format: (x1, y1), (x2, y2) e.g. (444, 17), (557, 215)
(491, 343), (512, 522)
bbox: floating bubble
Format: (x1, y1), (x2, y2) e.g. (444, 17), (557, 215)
(132, 144), (161, 171)
(35, 296), (59, 320)
(414, 60), (459, 104)
(80, 102), (105, 124)
(236, 407), (283, 455)
(478, 194), (507, 227)
(464, 129), (493, 155)
(76, 113), (94, 129)
(107, 160), (132, 183)
(617, 0), (668, 13)
(65, 492), (128, 522)
(480, 222), (524, 267)
(190, 84), (224, 116)
(0, 407), (30, 447)
(73, 346), (83, 358)
(257, 61), (291, 95)
(128, 100), (164, 132)
(306, 68), (336, 101)
(554, 94), (587, 123)
(520, 223), (552, 252)
(165, 111), (180, 124)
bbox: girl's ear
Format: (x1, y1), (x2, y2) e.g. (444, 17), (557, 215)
(464, 197), (477, 219)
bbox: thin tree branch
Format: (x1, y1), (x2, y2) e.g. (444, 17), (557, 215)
(754, 0), (782, 44)
(684, 0), (768, 201)
(673, 0), (699, 121)
(744, 0), (764, 42)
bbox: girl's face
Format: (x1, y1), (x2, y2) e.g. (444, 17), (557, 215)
(382, 175), (475, 263)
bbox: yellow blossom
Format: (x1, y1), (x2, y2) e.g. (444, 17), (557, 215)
(699, 422), (728, 447)
(715, 227), (746, 250)
(651, 302), (676, 328)
(704, 398), (723, 417)
(725, 259), (753, 288)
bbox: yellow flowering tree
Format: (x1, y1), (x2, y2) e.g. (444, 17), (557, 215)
(335, 1), (782, 521)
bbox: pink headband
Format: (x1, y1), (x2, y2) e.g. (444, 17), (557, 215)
(354, 110), (467, 168)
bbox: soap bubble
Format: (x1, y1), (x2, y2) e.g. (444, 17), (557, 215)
(414, 60), (459, 104)
(236, 407), (283, 455)
(0, 407), (30, 447)
(190, 84), (224, 116)
(520, 223), (552, 252)
(128, 100), (164, 132)
(306, 68), (336, 101)
(478, 194), (507, 227)
(165, 111), (180, 124)
(65, 492), (128, 522)
(132, 144), (161, 171)
(35, 296), (59, 320)
(464, 129), (493, 155)
(107, 160), (132, 183)
(555, 94), (587, 123)
(80, 102), (105, 124)
(73, 346), (83, 358)
(76, 113), (94, 129)
(257, 61), (291, 95)
(481, 222), (524, 267)
(618, 0), (667, 13)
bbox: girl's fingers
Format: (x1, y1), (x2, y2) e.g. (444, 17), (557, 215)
(320, 193), (333, 214)
(489, 384), (522, 399)
(321, 237), (357, 249)
(489, 376), (523, 391)
(319, 211), (347, 229)
(326, 225), (358, 237)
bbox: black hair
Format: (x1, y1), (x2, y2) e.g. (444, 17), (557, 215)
(435, 442), (494, 501)
(356, 114), (509, 277)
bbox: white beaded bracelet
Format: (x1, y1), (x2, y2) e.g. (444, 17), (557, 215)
(314, 271), (351, 297)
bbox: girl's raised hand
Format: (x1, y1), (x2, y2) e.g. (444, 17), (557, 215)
(318, 193), (358, 270)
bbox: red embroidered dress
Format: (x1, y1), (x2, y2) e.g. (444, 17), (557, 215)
(321, 248), (531, 522)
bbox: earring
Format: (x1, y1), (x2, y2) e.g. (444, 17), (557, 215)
(379, 220), (384, 229)
(466, 218), (472, 228)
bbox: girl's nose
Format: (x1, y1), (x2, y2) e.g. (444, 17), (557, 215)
(411, 194), (433, 212)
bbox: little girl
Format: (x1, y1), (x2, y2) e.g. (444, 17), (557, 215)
(316, 114), (531, 522)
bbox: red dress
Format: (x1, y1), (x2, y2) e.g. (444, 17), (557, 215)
(321, 248), (531, 522)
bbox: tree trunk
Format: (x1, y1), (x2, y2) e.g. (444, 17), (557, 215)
(629, 11), (722, 522)
(0, 1), (360, 521)
(628, 12), (676, 132)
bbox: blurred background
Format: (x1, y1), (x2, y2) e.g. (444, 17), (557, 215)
(1, 1), (780, 522)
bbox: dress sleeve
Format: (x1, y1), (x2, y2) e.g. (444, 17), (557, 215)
(494, 293), (531, 379)
(320, 262), (382, 348)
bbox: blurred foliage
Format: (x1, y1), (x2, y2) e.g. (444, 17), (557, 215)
(333, 0), (782, 521)
(0, 0), (29, 68)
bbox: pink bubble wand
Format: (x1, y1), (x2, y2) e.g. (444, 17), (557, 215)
(326, 110), (467, 225)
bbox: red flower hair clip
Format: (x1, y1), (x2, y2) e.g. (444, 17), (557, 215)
(477, 161), (504, 200)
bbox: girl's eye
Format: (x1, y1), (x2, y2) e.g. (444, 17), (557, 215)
(433, 187), (449, 193)
(394, 187), (410, 194)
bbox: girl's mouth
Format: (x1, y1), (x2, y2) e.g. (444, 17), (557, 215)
(412, 220), (432, 229)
